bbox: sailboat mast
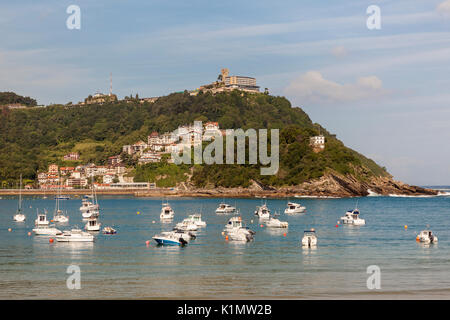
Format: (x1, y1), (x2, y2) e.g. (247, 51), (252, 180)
(18, 174), (22, 212)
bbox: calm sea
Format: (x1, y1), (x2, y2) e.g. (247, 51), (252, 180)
(1, 192), (450, 299)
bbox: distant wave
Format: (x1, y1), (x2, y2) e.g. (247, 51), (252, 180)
(388, 194), (441, 198)
(294, 195), (341, 199)
(367, 189), (381, 197)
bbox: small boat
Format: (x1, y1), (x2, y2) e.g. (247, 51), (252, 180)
(82, 208), (99, 219)
(302, 229), (317, 247)
(85, 218), (101, 231)
(223, 216), (255, 242)
(166, 230), (195, 242)
(55, 195), (70, 200)
(81, 180), (100, 219)
(55, 228), (95, 242)
(340, 209), (365, 225)
(254, 204), (271, 220)
(184, 214), (206, 227)
(33, 225), (62, 236)
(35, 210), (50, 226)
(160, 202), (175, 220)
(216, 203), (236, 214)
(53, 210), (69, 223)
(152, 232), (188, 246)
(265, 214), (288, 228)
(53, 186), (69, 222)
(284, 202), (306, 214)
(80, 198), (99, 212)
(13, 174), (26, 222)
(174, 219), (198, 232)
(102, 226), (117, 234)
(416, 230), (438, 244)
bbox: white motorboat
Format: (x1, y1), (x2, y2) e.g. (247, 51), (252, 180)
(223, 216), (255, 242)
(152, 232), (188, 246)
(165, 230), (196, 242)
(35, 210), (50, 226)
(82, 208), (99, 219)
(174, 219), (198, 232)
(102, 226), (117, 234)
(32, 225), (62, 236)
(340, 209), (365, 225)
(416, 230), (438, 244)
(226, 228), (254, 242)
(79, 197), (99, 213)
(265, 215), (288, 228)
(254, 204), (271, 220)
(160, 202), (175, 220)
(55, 228), (95, 242)
(81, 180), (100, 219)
(85, 218), (101, 231)
(13, 174), (26, 222)
(302, 229), (317, 247)
(184, 214), (206, 227)
(284, 202), (306, 214)
(216, 203), (236, 214)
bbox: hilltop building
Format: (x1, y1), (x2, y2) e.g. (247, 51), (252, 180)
(193, 68), (260, 95)
(310, 135), (325, 152)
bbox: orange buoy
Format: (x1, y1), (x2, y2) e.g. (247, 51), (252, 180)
(27, 232), (31, 236)
(225, 235), (229, 241)
(49, 238), (54, 243)
(404, 225), (408, 230)
(260, 224), (264, 228)
(416, 236), (420, 242)
(283, 233), (287, 237)
(50, 220), (54, 222)
(336, 224), (338, 228)
(145, 240), (150, 245)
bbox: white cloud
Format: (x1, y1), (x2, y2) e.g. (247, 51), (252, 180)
(437, 0), (450, 17)
(331, 46), (348, 58)
(284, 71), (386, 105)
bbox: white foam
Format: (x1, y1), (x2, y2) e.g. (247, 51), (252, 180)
(367, 189), (381, 197)
(294, 195), (341, 199)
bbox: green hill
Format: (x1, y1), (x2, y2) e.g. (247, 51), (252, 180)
(0, 90), (389, 188)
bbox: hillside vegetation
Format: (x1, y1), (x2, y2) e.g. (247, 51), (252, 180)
(0, 90), (389, 188)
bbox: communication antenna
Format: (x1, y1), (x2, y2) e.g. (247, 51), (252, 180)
(109, 72), (112, 96)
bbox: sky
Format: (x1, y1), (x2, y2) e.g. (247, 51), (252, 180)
(1, 0), (450, 186)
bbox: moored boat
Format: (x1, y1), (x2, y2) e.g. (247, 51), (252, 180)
(416, 230), (438, 244)
(85, 218), (101, 231)
(152, 232), (188, 246)
(223, 216), (255, 242)
(35, 210), (50, 226)
(302, 229), (317, 247)
(55, 228), (95, 242)
(265, 215), (288, 228)
(33, 225), (62, 236)
(13, 175), (26, 222)
(216, 203), (236, 214)
(160, 202), (175, 220)
(340, 209), (365, 225)
(284, 202), (306, 214)
(184, 213), (206, 227)
(254, 204), (271, 220)
(102, 226), (117, 234)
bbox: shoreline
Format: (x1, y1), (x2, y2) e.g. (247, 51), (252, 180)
(0, 187), (441, 199)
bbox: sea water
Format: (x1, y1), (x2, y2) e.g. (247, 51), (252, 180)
(1, 194), (450, 299)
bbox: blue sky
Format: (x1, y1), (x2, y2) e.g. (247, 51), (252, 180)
(1, 0), (450, 185)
